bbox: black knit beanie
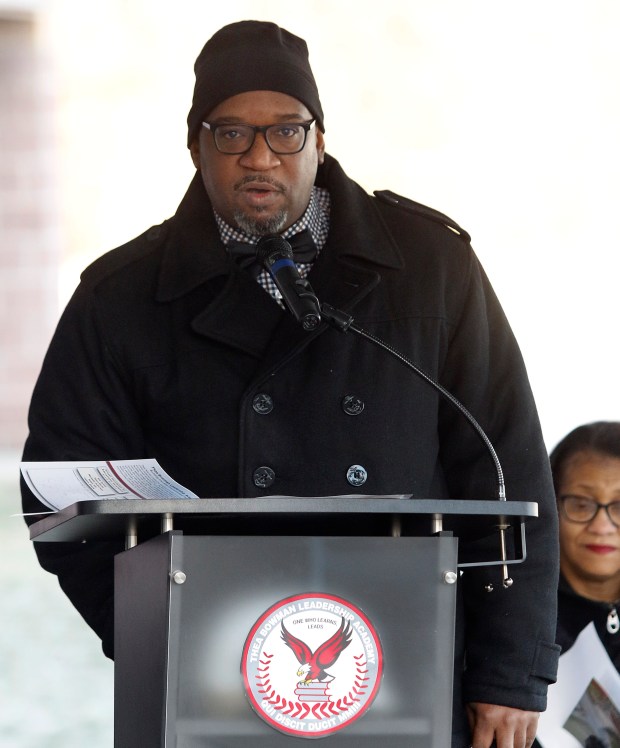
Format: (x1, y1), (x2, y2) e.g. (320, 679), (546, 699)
(187, 20), (324, 147)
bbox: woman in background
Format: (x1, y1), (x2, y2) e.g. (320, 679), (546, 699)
(536, 422), (620, 747)
(551, 422), (620, 666)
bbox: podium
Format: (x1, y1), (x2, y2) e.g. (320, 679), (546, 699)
(29, 496), (537, 747)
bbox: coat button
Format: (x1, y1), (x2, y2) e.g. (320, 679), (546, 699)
(253, 466), (275, 489)
(252, 393), (274, 414)
(147, 225), (162, 241)
(342, 394), (365, 416)
(347, 464), (368, 487)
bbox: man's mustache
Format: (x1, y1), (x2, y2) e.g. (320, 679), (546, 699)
(234, 175), (286, 193)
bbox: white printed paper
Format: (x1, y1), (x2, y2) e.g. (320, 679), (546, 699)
(20, 459), (198, 511)
(537, 621), (620, 747)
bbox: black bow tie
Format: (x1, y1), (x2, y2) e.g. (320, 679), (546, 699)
(227, 229), (317, 278)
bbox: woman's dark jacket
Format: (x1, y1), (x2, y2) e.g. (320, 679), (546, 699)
(556, 574), (620, 670)
(22, 154), (560, 742)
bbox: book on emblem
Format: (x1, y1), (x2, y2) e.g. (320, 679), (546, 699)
(294, 682), (332, 701)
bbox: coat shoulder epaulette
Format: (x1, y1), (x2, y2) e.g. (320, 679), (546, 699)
(80, 221), (169, 285)
(374, 189), (471, 243)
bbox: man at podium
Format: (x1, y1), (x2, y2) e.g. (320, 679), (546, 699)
(21, 20), (560, 748)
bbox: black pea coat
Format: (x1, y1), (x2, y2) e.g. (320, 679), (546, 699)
(22, 154), (560, 744)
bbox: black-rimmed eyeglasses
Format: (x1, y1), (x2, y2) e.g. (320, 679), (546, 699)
(202, 120), (315, 155)
(558, 494), (620, 527)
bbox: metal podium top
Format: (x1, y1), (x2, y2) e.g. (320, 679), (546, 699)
(28, 495), (538, 543)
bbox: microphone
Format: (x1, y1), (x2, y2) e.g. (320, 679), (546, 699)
(256, 234), (322, 331)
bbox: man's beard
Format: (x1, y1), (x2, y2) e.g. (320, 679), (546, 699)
(233, 208), (288, 236)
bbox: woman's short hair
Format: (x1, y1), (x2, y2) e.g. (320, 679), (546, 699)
(549, 421), (620, 494)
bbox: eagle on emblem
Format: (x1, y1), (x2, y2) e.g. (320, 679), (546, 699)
(281, 617), (353, 685)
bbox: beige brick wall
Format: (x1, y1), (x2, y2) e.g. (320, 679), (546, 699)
(0, 16), (60, 449)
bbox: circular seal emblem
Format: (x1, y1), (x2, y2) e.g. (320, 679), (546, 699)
(242, 592), (383, 738)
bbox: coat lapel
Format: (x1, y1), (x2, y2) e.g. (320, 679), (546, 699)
(191, 269), (287, 358)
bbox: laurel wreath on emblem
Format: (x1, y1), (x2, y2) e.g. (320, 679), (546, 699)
(255, 650), (370, 720)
